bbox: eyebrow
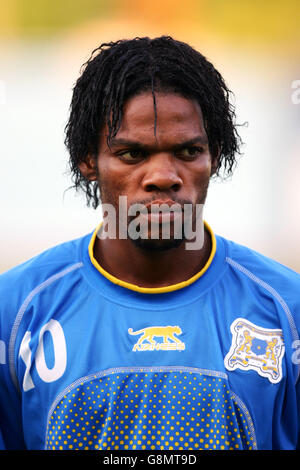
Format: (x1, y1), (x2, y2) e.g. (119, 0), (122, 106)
(108, 135), (209, 151)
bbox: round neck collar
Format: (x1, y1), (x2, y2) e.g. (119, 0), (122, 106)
(87, 220), (217, 294)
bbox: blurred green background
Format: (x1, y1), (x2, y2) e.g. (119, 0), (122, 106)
(0, 0), (299, 272)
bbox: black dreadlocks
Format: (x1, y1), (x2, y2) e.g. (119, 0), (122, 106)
(65, 36), (243, 209)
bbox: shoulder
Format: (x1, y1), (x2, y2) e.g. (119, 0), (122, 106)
(0, 235), (86, 283)
(220, 236), (300, 288)
(0, 234), (90, 322)
(219, 235), (300, 320)
(217, 235), (300, 383)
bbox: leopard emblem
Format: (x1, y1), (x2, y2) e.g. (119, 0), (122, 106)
(128, 325), (185, 351)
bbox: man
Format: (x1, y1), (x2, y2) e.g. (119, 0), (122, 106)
(0, 36), (299, 450)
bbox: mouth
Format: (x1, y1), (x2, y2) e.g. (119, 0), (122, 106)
(140, 199), (183, 224)
(145, 199), (182, 212)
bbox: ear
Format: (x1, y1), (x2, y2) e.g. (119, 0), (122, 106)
(78, 154), (98, 181)
(210, 157), (218, 176)
(210, 147), (220, 176)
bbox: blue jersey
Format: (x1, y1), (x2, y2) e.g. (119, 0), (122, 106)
(0, 222), (300, 450)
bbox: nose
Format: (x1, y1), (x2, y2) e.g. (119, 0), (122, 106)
(141, 153), (183, 192)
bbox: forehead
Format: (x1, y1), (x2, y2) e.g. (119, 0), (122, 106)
(113, 91), (206, 142)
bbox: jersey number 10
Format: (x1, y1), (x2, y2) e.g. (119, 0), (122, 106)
(19, 319), (67, 392)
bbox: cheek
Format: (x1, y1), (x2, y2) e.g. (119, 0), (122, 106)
(185, 159), (212, 203)
(189, 157), (212, 185)
(97, 160), (133, 203)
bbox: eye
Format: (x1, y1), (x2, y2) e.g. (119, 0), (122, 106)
(118, 149), (145, 162)
(176, 147), (204, 159)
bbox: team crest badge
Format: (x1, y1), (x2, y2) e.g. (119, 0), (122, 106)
(224, 318), (285, 383)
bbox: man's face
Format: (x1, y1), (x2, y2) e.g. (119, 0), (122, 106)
(80, 91), (217, 250)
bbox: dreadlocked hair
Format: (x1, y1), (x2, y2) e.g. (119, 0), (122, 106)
(65, 36), (243, 209)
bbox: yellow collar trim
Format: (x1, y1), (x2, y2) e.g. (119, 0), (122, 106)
(88, 220), (216, 294)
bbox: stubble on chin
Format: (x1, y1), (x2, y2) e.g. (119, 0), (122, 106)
(130, 232), (185, 252)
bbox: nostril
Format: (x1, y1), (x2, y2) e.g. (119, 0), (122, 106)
(145, 182), (181, 192)
(172, 183), (181, 192)
(144, 184), (158, 192)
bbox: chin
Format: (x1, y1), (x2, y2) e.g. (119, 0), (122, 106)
(131, 237), (184, 252)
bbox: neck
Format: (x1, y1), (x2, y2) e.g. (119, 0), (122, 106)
(92, 222), (213, 289)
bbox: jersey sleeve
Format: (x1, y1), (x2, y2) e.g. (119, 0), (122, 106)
(286, 280), (300, 449)
(294, 334), (300, 449)
(0, 270), (26, 449)
(279, 276), (300, 449)
(0, 359), (25, 449)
